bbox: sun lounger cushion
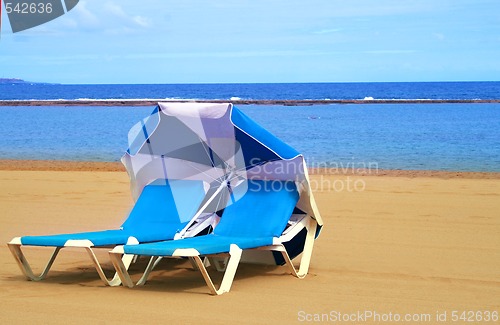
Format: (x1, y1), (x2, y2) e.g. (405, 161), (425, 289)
(20, 180), (206, 247)
(123, 180), (299, 256)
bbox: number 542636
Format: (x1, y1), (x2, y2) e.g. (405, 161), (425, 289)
(4, 2), (53, 14)
(451, 311), (498, 322)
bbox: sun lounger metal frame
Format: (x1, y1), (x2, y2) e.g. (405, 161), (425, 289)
(8, 236), (139, 286)
(110, 215), (317, 294)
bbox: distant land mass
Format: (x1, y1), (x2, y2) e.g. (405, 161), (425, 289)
(0, 78), (30, 84)
(0, 78), (56, 84)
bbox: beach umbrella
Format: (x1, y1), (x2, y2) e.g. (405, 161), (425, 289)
(121, 102), (323, 263)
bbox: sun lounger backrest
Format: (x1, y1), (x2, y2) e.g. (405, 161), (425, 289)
(121, 179), (206, 232)
(214, 180), (299, 238)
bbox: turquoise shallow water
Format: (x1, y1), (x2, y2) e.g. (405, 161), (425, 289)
(0, 103), (499, 172)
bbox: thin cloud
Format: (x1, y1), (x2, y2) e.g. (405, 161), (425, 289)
(103, 2), (128, 18)
(364, 50), (416, 54)
(312, 28), (343, 34)
(120, 50), (357, 60)
(433, 33), (445, 41)
(47, 1), (151, 33)
(73, 1), (100, 29)
(103, 2), (152, 28)
(132, 16), (151, 28)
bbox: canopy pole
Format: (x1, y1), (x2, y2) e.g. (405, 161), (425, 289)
(174, 171), (235, 239)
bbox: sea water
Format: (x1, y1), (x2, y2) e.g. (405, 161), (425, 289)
(0, 103), (499, 172)
(1, 81), (500, 100)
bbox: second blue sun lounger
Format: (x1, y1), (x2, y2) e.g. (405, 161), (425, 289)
(110, 179), (317, 294)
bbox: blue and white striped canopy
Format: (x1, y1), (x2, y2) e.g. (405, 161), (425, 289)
(122, 102), (323, 229)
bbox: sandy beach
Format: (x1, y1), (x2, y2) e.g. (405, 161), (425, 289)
(0, 161), (499, 324)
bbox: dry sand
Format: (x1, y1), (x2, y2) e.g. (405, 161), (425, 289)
(0, 162), (499, 324)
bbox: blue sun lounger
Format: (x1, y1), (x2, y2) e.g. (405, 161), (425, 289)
(7, 179), (207, 286)
(109, 179), (318, 294)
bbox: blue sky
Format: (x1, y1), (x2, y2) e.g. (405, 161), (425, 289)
(1, 0), (499, 84)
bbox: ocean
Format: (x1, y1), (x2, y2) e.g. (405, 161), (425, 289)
(0, 82), (499, 172)
(2, 81), (500, 101)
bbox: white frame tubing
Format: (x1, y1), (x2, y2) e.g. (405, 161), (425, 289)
(108, 218), (317, 294)
(191, 244), (242, 295)
(136, 256), (163, 286)
(109, 244), (243, 295)
(7, 236), (139, 286)
(7, 240), (62, 282)
(254, 217), (317, 278)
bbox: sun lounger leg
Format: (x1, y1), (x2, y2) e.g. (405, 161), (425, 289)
(84, 247), (134, 286)
(58, 237), (137, 286)
(281, 219), (317, 278)
(257, 219), (317, 279)
(7, 242), (62, 281)
(113, 252), (136, 285)
(136, 256), (163, 286)
(189, 257), (211, 271)
(85, 247), (114, 285)
(192, 244), (242, 295)
(188, 256), (200, 270)
(108, 247), (135, 288)
(296, 219), (317, 277)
